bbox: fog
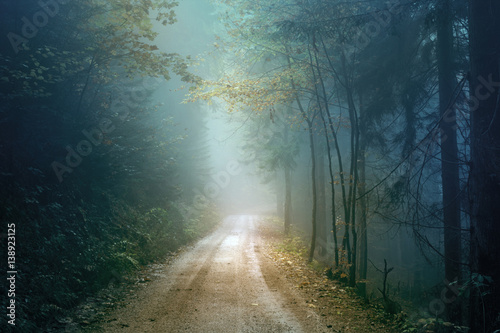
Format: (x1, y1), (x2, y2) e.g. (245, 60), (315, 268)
(2, 0), (498, 331)
(149, 1), (482, 325)
(150, 0), (277, 215)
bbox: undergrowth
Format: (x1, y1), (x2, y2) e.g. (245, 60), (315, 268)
(0, 187), (220, 332)
(276, 236), (309, 258)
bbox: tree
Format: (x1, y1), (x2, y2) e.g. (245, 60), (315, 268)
(436, 0), (462, 322)
(186, 0), (320, 246)
(468, 1), (500, 331)
(242, 106), (299, 234)
(0, 1), (201, 330)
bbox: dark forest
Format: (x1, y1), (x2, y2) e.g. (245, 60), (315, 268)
(1, 0), (499, 332)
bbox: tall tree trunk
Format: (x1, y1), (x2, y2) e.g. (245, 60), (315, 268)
(437, 0), (462, 322)
(307, 119), (318, 263)
(311, 45), (342, 267)
(316, 138), (327, 258)
(276, 169), (284, 219)
(284, 121), (292, 235)
(468, 1), (500, 331)
(284, 165), (292, 235)
(357, 105), (368, 299)
(290, 50), (318, 263)
(344, 58), (359, 287)
(320, 110), (339, 267)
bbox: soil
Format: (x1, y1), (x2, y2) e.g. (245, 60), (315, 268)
(59, 215), (400, 332)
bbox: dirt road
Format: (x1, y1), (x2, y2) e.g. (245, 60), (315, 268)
(87, 215), (329, 332)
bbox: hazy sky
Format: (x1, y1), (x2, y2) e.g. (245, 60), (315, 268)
(151, 0), (277, 213)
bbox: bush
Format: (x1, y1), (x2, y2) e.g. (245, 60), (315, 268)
(182, 202), (221, 241)
(277, 236), (309, 257)
(0, 183), (220, 332)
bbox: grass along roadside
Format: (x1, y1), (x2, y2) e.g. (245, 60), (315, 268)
(257, 215), (403, 333)
(46, 206), (222, 332)
(256, 216), (472, 333)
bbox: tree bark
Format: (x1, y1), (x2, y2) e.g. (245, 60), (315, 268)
(284, 166), (292, 235)
(468, 1), (500, 331)
(312, 44), (342, 267)
(276, 169), (284, 219)
(358, 105), (368, 299)
(316, 138), (327, 258)
(307, 119), (318, 263)
(344, 54), (359, 287)
(291, 49), (318, 263)
(284, 121), (292, 235)
(437, 0), (462, 322)
(320, 110), (339, 267)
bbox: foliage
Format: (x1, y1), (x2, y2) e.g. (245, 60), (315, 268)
(0, 181), (220, 331)
(401, 317), (470, 333)
(277, 236), (309, 257)
(276, 226), (310, 258)
(183, 202), (221, 241)
(0, 1), (211, 331)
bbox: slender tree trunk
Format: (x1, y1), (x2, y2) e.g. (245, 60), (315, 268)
(358, 104), (368, 298)
(437, 0), (462, 322)
(288, 51), (317, 263)
(348, 119), (359, 288)
(306, 120), (318, 263)
(311, 46), (342, 267)
(320, 111), (339, 267)
(293, 116), (319, 263)
(316, 138), (327, 258)
(312, 45), (352, 268)
(343, 53), (359, 287)
(276, 169), (284, 219)
(284, 166), (292, 235)
(468, 1), (500, 331)
(284, 120), (292, 235)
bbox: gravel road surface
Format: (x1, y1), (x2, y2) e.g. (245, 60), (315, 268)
(89, 215), (329, 332)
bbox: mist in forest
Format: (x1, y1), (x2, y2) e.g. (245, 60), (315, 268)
(1, 0), (499, 332)
(149, 0), (277, 215)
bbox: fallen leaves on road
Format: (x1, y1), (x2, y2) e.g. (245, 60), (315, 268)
(258, 218), (400, 333)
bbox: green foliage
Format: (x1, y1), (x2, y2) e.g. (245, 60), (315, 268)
(277, 236), (309, 258)
(141, 207), (187, 258)
(0, 187), (220, 331)
(0, 0), (210, 332)
(402, 317), (470, 333)
(183, 203), (221, 241)
(462, 273), (493, 296)
(309, 259), (326, 273)
(108, 251), (140, 274)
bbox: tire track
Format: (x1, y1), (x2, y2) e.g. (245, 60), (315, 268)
(85, 215), (327, 333)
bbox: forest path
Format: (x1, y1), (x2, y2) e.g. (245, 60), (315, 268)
(85, 215), (328, 332)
